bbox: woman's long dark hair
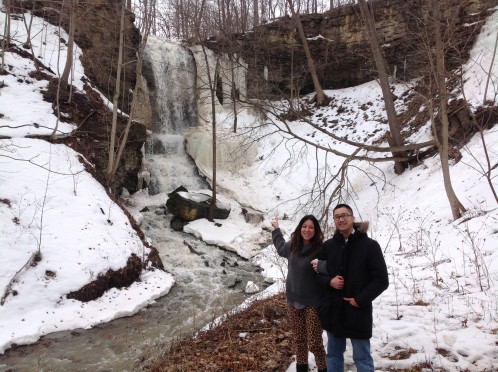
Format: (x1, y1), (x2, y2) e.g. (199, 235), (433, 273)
(290, 215), (324, 255)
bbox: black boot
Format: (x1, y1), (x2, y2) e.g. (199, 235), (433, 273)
(317, 369), (327, 372)
(296, 364), (308, 372)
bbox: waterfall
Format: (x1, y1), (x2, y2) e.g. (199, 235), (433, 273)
(143, 37), (207, 194)
(144, 37), (198, 133)
(142, 37), (255, 196)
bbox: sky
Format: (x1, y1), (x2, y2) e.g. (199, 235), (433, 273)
(1, 5), (497, 372)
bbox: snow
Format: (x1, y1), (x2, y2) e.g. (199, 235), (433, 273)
(1, 6), (497, 372)
(0, 12), (174, 354)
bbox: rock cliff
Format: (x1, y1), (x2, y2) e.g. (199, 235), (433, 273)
(10, 0), (145, 194)
(209, 0), (496, 98)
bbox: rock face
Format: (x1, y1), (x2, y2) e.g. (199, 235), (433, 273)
(210, 0), (496, 98)
(166, 187), (231, 227)
(13, 0), (149, 194)
(14, 0), (141, 113)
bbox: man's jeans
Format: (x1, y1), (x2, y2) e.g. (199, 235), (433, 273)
(326, 332), (374, 372)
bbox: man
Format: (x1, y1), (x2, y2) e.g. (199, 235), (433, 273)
(315, 204), (389, 372)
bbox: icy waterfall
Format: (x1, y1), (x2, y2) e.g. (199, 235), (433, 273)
(142, 37), (206, 194)
(144, 37), (198, 133)
(143, 37), (257, 196)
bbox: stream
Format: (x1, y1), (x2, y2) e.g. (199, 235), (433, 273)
(0, 206), (270, 371)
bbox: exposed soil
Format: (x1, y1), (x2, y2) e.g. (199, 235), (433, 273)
(67, 254), (143, 302)
(143, 292), (294, 372)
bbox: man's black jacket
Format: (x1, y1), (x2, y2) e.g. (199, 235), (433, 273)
(317, 222), (389, 339)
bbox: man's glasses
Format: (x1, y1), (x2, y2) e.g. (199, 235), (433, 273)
(333, 214), (352, 221)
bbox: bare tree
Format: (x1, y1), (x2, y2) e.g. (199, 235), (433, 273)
(455, 31), (498, 205)
(286, 0), (329, 106)
(473, 121), (498, 204)
(198, 0), (220, 219)
(429, 0), (466, 220)
(107, 0), (156, 182)
(106, 0), (126, 182)
(253, 0), (259, 28)
(21, 3), (34, 49)
(230, 56), (238, 132)
(483, 29), (498, 106)
(51, 1), (68, 141)
(60, 0), (76, 89)
(148, 0), (358, 41)
(202, 46), (219, 221)
(1, 0), (11, 74)
(194, 0), (207, 41)
(358, 0), (407, 174)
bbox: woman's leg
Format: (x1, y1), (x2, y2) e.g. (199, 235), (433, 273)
(304, 307), (327, 370)
(288, 306), (308, 365)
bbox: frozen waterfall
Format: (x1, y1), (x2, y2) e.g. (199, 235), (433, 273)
(144, 37), (198, 133)
(142, 37), (256, 196)
(143, 37), (207, 194)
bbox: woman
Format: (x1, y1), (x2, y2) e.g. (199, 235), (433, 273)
(271, 215), (327, 372)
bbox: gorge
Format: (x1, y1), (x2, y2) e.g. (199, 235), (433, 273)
(1, 1), (496, 370)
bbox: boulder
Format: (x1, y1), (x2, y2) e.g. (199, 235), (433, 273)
(166, 186), (231, 222)
(241, 207), (264, 224)
(170, 216), (188, 231)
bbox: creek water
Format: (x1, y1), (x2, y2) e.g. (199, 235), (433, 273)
(0, 205), (270, 371)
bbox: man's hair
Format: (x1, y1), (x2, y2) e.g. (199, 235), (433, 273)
(333, 204), (354, 216)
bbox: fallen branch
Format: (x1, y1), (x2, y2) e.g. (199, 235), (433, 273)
(1, 251), (40, 305)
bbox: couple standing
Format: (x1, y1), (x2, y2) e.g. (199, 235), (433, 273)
(271, 204), (389, 372)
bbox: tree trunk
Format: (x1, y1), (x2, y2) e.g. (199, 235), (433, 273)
(231, 57), (238, 133)
(1, 1), (10, 73)
(193, 0), (206, 43)
(253, 0), (259, 28)
(109, 0), (154, 181)
(286, 0), (329, 106)
(60, 0), (75, 88)
(106, 0), (125, 182)
(483, 30), (498, 105)
(199, 46), (218, 221)
(358, 0), (406, 174)
(21, 5), (34, 49)
(431, 0), (466, 220)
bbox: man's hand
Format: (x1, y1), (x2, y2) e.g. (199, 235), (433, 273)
(329, 275), (344, 290)
(343, 297), (359, 307)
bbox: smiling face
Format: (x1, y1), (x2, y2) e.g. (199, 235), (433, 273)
(300, 219), (316, 244)
(333, 206), (355, 237)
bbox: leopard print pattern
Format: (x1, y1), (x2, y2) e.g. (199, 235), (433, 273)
(288, 306), (327, 369)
